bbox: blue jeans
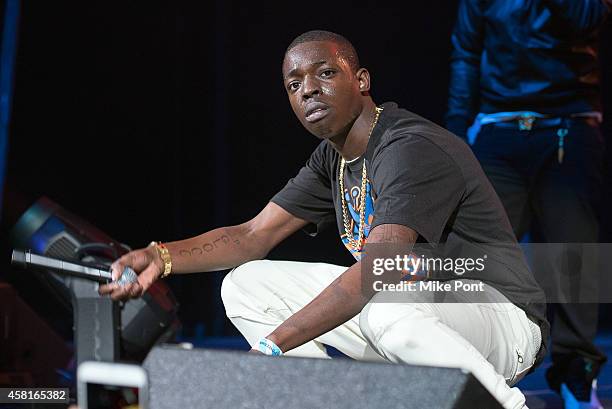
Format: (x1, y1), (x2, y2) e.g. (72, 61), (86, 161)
(470, 118), (607, 391)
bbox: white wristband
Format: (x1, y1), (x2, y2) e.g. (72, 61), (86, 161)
(256, 338), (283, 356)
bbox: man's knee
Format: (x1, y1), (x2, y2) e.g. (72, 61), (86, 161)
(220, 259), (269, 311)
(359, 302), (425, 358)
(359, 303), (398, 345)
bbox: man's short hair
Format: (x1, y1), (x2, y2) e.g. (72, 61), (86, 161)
(286, 30), (360, 73)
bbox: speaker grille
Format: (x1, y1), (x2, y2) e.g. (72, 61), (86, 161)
(144, 345), (503, 409)
(45, 232), (79, 259)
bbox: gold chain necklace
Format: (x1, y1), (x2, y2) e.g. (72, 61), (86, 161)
(339, 106), (383, 250)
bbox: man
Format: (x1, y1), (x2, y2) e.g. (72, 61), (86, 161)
(100, 30), (547, 409)
(445, 2), (610, 408)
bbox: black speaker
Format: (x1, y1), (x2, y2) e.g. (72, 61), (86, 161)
(143, 345), (503, 409)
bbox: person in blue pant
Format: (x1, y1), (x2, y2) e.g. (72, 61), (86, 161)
(446, 1), (611, 408)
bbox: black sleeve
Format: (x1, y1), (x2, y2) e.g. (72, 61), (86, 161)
(445, 0), (484, 140)
(270, 141), (336, 235)
(370, 135), (466, 245)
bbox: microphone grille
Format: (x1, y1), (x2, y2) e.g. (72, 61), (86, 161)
(117, 266), (138, 286)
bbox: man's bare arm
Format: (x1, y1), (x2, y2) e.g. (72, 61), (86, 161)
(98, 202), (308, 300)
(166, 202), (307, 274)
(264, 223), (417, 353)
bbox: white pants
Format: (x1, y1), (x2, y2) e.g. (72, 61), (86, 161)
(220, 260), (541, 409)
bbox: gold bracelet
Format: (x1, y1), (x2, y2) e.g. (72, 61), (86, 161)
(149, 241), (172, 278)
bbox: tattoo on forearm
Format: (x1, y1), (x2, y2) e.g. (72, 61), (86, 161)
(178, 232), (241, 257)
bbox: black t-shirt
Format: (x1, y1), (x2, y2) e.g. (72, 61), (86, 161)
(272, 102), (549, 365)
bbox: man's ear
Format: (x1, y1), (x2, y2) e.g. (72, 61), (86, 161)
(356, 68), (371, 92)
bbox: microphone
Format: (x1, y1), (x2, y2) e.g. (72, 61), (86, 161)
(11, 249), (138, 286)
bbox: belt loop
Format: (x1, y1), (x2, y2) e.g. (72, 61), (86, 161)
(557, 118), (569, 164)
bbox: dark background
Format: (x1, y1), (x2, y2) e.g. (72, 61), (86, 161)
(1, 1), (611, 339)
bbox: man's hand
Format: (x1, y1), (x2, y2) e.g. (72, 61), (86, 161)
(98, 246), (164, 301)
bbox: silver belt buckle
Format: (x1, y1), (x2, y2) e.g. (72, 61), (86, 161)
(518, 114), (535, 131)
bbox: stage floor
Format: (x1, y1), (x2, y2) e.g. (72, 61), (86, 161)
(181, 331), (612, 408)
